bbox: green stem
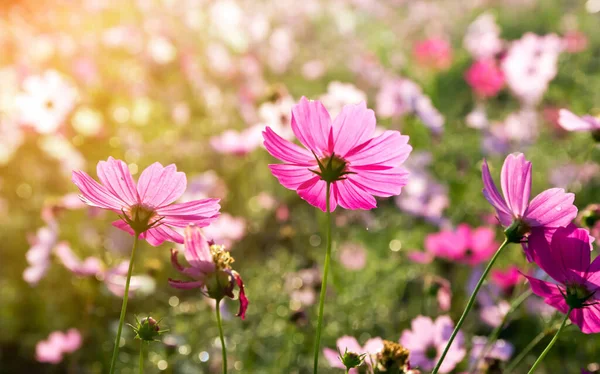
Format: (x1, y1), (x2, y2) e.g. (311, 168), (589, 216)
(527, 309), (572, 374)
(431, 239), (510, 374)
(138, 341), (145, 374)
(505, 330), (547, 373)
(313, 182), (333, 374)
(469, 289), (533, 373)
(215, 299), (227, 374)
(109, 234), (140, 374)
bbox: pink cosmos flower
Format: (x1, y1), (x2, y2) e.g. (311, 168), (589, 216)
(15, 70), (78, 134)
(103, 261), (155, 298)
(482, 152), (577, 247)
(72, 157), (220, 246)
(463, 13), (503, 60)
(23, 225), (58, 285)
(323, 335), (384, 373)
(338, 242), (367, 270)
(563, 31), (588, 54)
(202, 213), (246, 248)
(413, 38), (452, 70)
(210, 126), (264, 156)
(318, 82), (367, 118)
(465, 59), (505, 98)
(263, 97), (412, 212)
(491, 266), (523, 293)
(400, 315), (466, 373)
(469, 336), (513, 369)
(169, 225), (248, 319)
(558, 109), (600, 135)
(423, 224), (498, 266)
(525, 226), (600, 334)
(54, 242), (104, 277)
(36, 329), (82, 364)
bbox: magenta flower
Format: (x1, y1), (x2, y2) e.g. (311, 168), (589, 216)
(423, 224), (498, 266)
(465, 59), (505, 98)
(323, 335), (383, 373)
(72, 157), (220, 246)
(482, 152), (577, 245)
(169, 225), (248, 319)
(263, 97), (411, 212)
(524, 226), (600, 334)
(413, 38), (453, 71)
(400, 315), (466, 373)
(491, 266), (523, 293)
(36, 329), (82, 364)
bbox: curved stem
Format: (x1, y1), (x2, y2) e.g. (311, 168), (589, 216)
(138, 341), (145, 374)
(505, 330), (547, 373)
(215, 299), (227, 374)
(469, 288), (533, 373)
(527, 309), (572, 374)
(109, 235), (140, 374)
(431, 239), (510, 374)
(313, 182), (333, 374)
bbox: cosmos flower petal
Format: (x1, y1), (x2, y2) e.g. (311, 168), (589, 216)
(526, 228), (568, 283)
(297, 177), (337, 212)
(263, 126), (313, 164)
(347, 167), (409, 197)
(72, 170), (127, 210)
(168, 279), (204, 289)
(331, 102), (376, 156)
(523, 275), (570, 314)
(570, 305), (600, 334)
(336, 179), (377, 210)
(157, 199), (221, 227)
(336, 336), (362, 354)
(137, 162), (187, 208)
(268, 164), (316, 190)
(182, 225), (216, 273)
(558, 109), (596, 132)
(291, 97), (332, 152)
(96, 157), (139, 206)
(500, 153), (532, 218)
(524, 188), (577, 228)
(233, 271), (248, 320)
(481, 159), (512, 225)
(345, 131), (411, 167)
(144, 225), (183, 247)
(549, 226), (592, 282)
(323, 348), (345, 369)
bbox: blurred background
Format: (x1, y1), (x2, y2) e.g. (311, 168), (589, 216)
(1, 0), (599, 373)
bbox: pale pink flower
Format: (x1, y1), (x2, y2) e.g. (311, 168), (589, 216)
(423, 224), (498, 266)
(36, 329), (82, 364)
(210, 126), (264, 156)
(501, 33), (562, 105)
(558, 109), (600, 134)
(319, 82), (367, 118)
(323, 335), (384, 372)
(480, 301), (510, 328)
(103, 261), (155, 298)
(413, 38), (452, 70)
(400, 315), (466, 373)
(338, 242), (367, 270)
(563, 31), (588, 53)
(15, 70), (77, 134)
(23, 226), (58, 285)
(202, 213), (246, 248)
(463, 13), (503, 59)
(482, 152), (577, 249)
(54, 242), (104, 277)
(169, 225), (248, 319)
(72, 157), (220, 246)
(263, 97), (411, 212)
(469, 336), (514, 369)
(465, 59), (505, 98)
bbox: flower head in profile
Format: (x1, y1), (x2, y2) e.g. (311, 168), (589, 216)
(400, 315), (466, 373)
(482, 153), (577, 246)
(423, 224), (498, 266)
(525, 226), (600, 334)
(263, 97), (412, 212)
(323, 335), (383, 373)
(72, 157), (220, 246)
(558, 109), (600, 141)
(169, 225), (248, 319)
(36, 329), (82, 364)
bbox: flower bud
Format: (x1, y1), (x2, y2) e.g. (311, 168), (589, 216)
(131, 316), (165, 342)
(339, 349), (366, 370)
